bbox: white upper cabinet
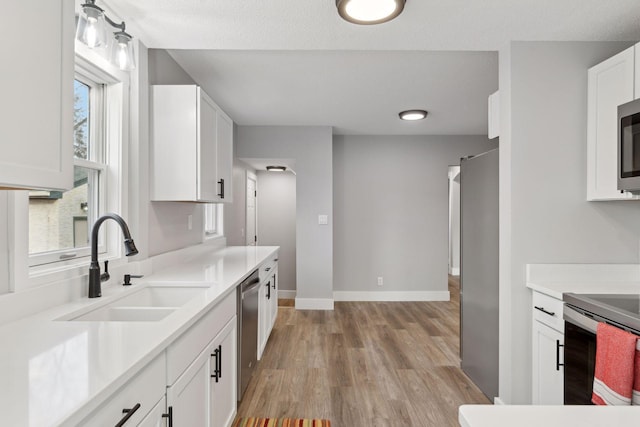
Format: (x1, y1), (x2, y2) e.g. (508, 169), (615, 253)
(151, 85), (234, 203)
(0, 0), (74, 190)
(488, 91), (500, 139)
(586, 45), (638, 201)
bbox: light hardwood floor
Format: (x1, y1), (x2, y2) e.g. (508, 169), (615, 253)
(236, 276), (490, 426)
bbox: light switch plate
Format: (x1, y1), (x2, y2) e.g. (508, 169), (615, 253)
(318, 214), (328, 225)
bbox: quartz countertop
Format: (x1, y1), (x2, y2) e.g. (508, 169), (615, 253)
(0, 245), (278, 426)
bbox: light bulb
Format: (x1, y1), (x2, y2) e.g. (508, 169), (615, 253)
(85, 17), (99, 48)
(345, 0), (397, 22)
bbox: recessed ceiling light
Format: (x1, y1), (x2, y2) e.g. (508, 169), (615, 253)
(266, 166), (287, 172)
(399, 110), (428, 121)
(336, 0), (406, 25)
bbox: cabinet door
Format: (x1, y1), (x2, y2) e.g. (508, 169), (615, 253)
(532, 321), (564, 405)
(636, 43), (640, 100)
(587, 46), (637, 201)
(0, 0), (73, 190)
(198, 89), (218, 202)
(210, 318), (238, 427)
(215, 111), (234, 203)
(269, 270), (278, 331)
(167, 346), (211, 426)
(257, 281), (267, 360)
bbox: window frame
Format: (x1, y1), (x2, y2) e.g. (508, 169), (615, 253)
(27, 73), (108, 267)
(8, 49), (130, 291)
(204, 203), (224, 240)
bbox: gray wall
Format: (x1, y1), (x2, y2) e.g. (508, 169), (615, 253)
(499, 41), (640, 404)
(224, 158), (256, 246)
(236, 126), (333, 303)
(146, 49), (206, 256)
(333, 135), (496, 293)
(0, 192), (8, 294)
(256, 171), (296, 292)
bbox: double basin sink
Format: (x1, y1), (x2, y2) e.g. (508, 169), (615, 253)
(57, 284), (210, 322)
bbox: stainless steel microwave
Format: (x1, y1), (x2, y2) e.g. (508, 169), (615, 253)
(618, 98), (640, 193)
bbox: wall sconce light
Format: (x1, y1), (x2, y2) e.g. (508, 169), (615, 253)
(76, 0), (136, 70)
(80, 202), (89, 212)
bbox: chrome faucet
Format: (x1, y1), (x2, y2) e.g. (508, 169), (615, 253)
(88, 213), (138, 298)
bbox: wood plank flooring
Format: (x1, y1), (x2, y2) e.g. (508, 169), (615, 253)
(236, 276), (490, 426)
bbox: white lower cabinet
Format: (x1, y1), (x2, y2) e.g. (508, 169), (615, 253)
(210, 318), (238, 427)
(258, 257), (279, 360)
(531, 291), (565, 405)
(167, 316), (238, 427)
(78, 354), (166, 426)
(167, 344), (212, 426)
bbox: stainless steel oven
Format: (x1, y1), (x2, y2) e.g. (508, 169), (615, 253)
(563, 293), (640, 405)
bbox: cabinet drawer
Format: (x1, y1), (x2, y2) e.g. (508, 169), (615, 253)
(259, 255), (278, 283)
(167, 290), (236, 385)
(532, 292), (564, 332)
(79, 353), (166, 426)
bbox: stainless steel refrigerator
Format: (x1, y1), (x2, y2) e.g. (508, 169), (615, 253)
(460, 149), (499, 401)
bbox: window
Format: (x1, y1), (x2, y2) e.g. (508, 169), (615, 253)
(28, 76), (107, 266)
(204, 203), (224, 238)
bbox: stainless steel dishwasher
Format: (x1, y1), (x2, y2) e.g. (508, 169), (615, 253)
(237, 269), (260, 401)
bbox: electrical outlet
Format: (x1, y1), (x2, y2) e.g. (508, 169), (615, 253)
(377, 276), (383, 287)
(318, 214), (328, 225)
(187, 215), (193, 230)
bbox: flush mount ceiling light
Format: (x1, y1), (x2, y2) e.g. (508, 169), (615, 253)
(76, 0), (136, 70)
(399, 110), (428, 121)
(266, 166), (287, 172)
(336, 0), (406, 25)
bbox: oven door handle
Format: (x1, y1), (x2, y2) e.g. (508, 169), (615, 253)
(564, 305), (599, 334)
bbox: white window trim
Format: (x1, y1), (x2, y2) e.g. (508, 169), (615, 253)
(204, 203), (224, 241)
(8, 50), (130, 292)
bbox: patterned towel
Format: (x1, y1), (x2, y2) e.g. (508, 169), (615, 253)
(233, 418), (331, 427)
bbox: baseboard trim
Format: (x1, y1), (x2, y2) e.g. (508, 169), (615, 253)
(494, 397), (505, 405)
(278, 290), (296, 299)
(295, 297), (334, 310)
(449, 267), (460, 276)
(333, 291), (450, 302)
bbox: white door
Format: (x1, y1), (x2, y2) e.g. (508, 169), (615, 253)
(246, 172), (257, 246)
(532, 321), (564, 405)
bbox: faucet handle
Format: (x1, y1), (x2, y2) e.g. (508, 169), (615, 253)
(100, 260), (110, 282)
(123, 274), (144, 286)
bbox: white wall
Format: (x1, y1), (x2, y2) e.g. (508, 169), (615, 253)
(0, 192), (8, 294)
(236, 126), (333, 308)
(499, 41), (640, 404)
(256, 171), (296, 293)
(146, 49), (206, 256)
(333, 135), (496, 296)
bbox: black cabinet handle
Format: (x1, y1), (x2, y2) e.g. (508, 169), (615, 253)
(162, 406), (173, 427)
(115, 403), (140, 427)
(211, 345), (222, 382)
(266, 282), (271, 300)
(556, 340), (564, 371)
(218, 178), (225, 199)
(218, 344), (222, 379)
(265, 267), (271, 272)
(534, 306), (555, 317)
(272, 273), (276, 289)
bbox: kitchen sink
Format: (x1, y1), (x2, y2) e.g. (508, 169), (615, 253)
(110, 285), (208, 308)
(70, 306), (177, 322)
(57, 284), (210, 322)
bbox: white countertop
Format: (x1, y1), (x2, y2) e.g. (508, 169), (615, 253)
(459, 404), (640, 427)
(0, 245), (278, 426)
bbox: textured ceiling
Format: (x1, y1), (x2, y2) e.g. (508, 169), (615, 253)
(106, 0), (640, 51)
(103, 0), (640, 135)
